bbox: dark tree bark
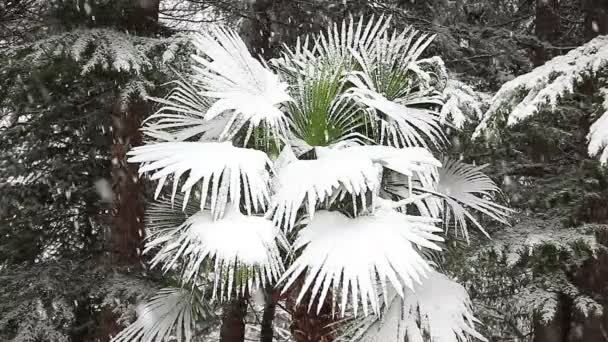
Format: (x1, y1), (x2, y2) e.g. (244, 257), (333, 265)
(285, 277), (336, 342)
(220, 297), (249, 342)
(566, 230), (608, 341)
(111, 99), (147, 267)
(533, 0), (560, 66)
(533, 293), (572, 342)
(260, 286), (277, 342)
(100, 3), (159, 341)
(583, 0), (608, 40)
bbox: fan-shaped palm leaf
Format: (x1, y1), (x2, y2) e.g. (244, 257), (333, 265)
(191, 27), (292, 142)
(433, 159), (512, 240)
(141, 76), (213, 142)
(267, 145), (440, 230)
(348, 270), (486, 342)
(145, 194), (199, 234)
(285, 64), (371, 147)
(145, 207), (286, 300)
(111, 287), (210, 342)
(142, 80), (230, 141)
(128, 141), (271, 218)
(280, 210), (442, 317)
(387, 159), (512, 240)
(310, 15), (392, 70)
(346, 74), (445, 148)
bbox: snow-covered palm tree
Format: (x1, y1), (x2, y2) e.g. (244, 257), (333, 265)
(114, 17), (512, 342)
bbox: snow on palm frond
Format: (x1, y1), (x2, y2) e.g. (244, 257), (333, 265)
(267, 145), (441, 230)
(127, 141), (271, 217)
(312, 16), (392, 69)
(440, 80), (487, 129)
(267, 148), (381, 230)
(190, 27), (292, 142)
(141, 76), (214, 142)
(111, 287), (209, 342)
(280, 210), (443, 317)
(473, 35), (608, 163)
(145, 207), (286, 301)
(340, 24), (445, 148)
(432, 159), (512, 240)
(349, 270), (486, 342)
(385, 159), (512, 240)
(345, 80), (445, 148)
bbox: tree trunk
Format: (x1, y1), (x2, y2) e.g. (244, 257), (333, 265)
(111, 99), (146, 267)
(239, 0), (274, 60)
(533, 0), (560, 66)
(126, 0), (161, 33)
(583, 0), (608, 40)
(567, 229), (608, 342)
(533, 293), (572, 342)
(220, 297), (249, 342)
(285, 277), (336, 342)
(101, 3), (159, 340)
(260, 286), (277, 342)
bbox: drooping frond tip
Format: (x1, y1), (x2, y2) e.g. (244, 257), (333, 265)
(128, 141), (272, 218)
(190, 26), (292, 143)
(145, 208), (286, 301)
(279, 210), (443, 318)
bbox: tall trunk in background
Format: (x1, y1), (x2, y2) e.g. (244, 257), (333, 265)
(111, 99), (147, 266)
(582, 0), (608, 41)
(566, 8), (608, 341)
(532, 294), (571, 342)
(99, 3), (160, 341)
(533, 0), (560, 66)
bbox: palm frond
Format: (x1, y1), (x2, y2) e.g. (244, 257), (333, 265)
(385, 158), (513, 240)
(145, 194), (198, 234)
(267, 145), (440, 230)
(141, 76), (214, 142)
(434, 159), (513, 240)
(314, 16), (392, 70)
(267, 147), (380, 230)
(111, 287), (210, 342)
(286, 64), (370, 147)
(346, 74), (445, 148)
(128, 141), (271, 218)
(280, 210), (442, 317)
(348, 270), (487, 342)
(145, 207), (286, 300)
(190, 27), (292, 142)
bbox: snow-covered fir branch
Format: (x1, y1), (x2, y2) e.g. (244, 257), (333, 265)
(474, 35), (608, 164)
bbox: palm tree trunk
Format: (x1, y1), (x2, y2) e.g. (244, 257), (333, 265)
(220, 297), (249, 342)
(260, 286), (277, 342)
(285, 277), (336, 342)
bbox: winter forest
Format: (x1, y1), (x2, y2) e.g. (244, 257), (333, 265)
(0, 0), (607, 341)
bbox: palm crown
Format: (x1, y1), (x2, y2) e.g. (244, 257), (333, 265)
(116, 17), (512, 342)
